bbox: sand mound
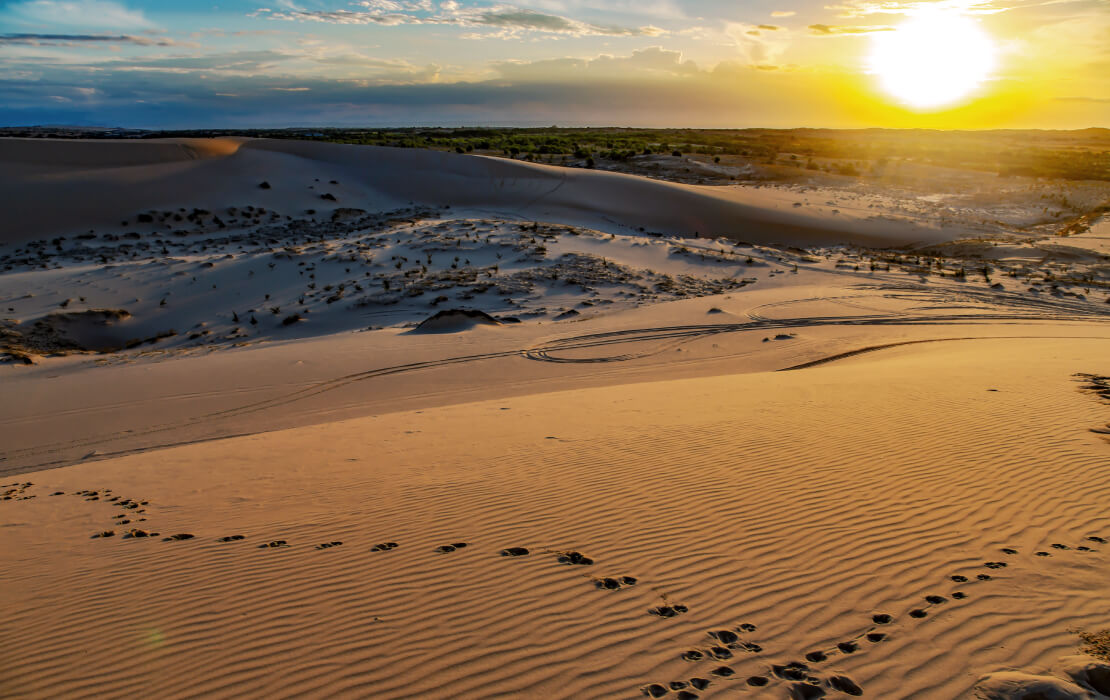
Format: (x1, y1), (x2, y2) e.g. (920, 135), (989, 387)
(412, 308), (502, 333)
(974, 656), (1110, 699)
(2, 137), (957, 246)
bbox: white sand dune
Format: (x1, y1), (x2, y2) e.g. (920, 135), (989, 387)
(1, 137), (953, 247)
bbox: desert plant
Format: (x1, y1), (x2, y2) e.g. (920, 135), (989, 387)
(1075, 628), (1110, 662)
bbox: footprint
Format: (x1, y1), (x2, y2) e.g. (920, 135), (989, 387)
(1050, 543), (1069, 550)
(1035, 551), (1051, 557)
(218, 535), (246, 542)
(642, 684), (668, 698)
(163, 533), (195, 541)
(872, 613), (893, 624)
(984, 561), (1007, 569)
(594, 576), (637, 590)
(828, 675), (864, 696)
(773, 663), (811, 681)
(1077, 546), (1093, 552)
(436, 542), (468, 553)
(925, 595), (947, 605)
(977, 574), (993, 581)
(681, 650), (704, 662)
(259, 540), (289, 548)
(500, 546), (529, 557)
(1088, 536), (1107, 544)
(92, 530), (115, 538)
(790, 683), (826, 700)
(709, 630), (738, 644)
(556, 551), (594, 566)
(689, 678), (710, 690)
(837, 641), (859, 654)
(746, 676), (770, 687)
(909, 609), (927, 618)
(708, 646), (733, 660)
(738, 623), (758, 632)
(952, 591), (968, 599)
(866, 632), (886, 643)
(650, 604), (689, 618)
(806, 650), (827, 662)
(674, 692), (698, 700)
(1001, 548), (1018, 555)
(371, 542), (399, 552)
(710, 666), (734, 677)
(316, 541), (343, 550)
(123, 529), (158, 539)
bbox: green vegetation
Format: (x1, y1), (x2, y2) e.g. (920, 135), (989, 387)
(142, 126), (1110, 181)
(4, 124), (1108, 181)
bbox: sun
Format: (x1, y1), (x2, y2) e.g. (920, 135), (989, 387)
(869, 9), (997, 109)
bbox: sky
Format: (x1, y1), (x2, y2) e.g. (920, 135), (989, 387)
(0, 0), (1106, 129)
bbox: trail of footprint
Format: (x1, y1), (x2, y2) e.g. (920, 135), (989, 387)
(641, 533), (1106, 697)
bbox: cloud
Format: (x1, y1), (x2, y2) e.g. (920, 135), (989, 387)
(97, 50), (292, 73)
(771, 10), (796, 17)
(254, 3), (665, 37)
(757, 24), (781, 30)
(808, 23), (894, 34)
(0, 33), (186, 47)
(821, 0), (1049, 18)
(491, 46), (699, 81)
(1, 0), (154, 31)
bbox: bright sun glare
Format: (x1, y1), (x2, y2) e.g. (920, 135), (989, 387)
(869, 9), (997, 109)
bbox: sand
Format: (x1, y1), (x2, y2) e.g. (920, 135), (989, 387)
(1, 138), (1109, 699)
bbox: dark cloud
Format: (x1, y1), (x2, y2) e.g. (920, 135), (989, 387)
(0, 32), (185, 46)
(0, 61), (819, 128)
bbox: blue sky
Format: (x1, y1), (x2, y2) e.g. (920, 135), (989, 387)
(1, 0), (1106, 128)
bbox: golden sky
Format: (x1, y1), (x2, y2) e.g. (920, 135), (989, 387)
(0, 0), (1106, 128)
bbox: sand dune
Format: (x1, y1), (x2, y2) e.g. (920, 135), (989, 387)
(2, 339), (1108, 699)
(2, 137), (1109, 700)
(1, 138), (954, 247)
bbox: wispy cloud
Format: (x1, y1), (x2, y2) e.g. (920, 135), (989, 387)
(1, 0), (155, 31)
(254, 2), (665, 37)
(808, 23), (894, 34)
